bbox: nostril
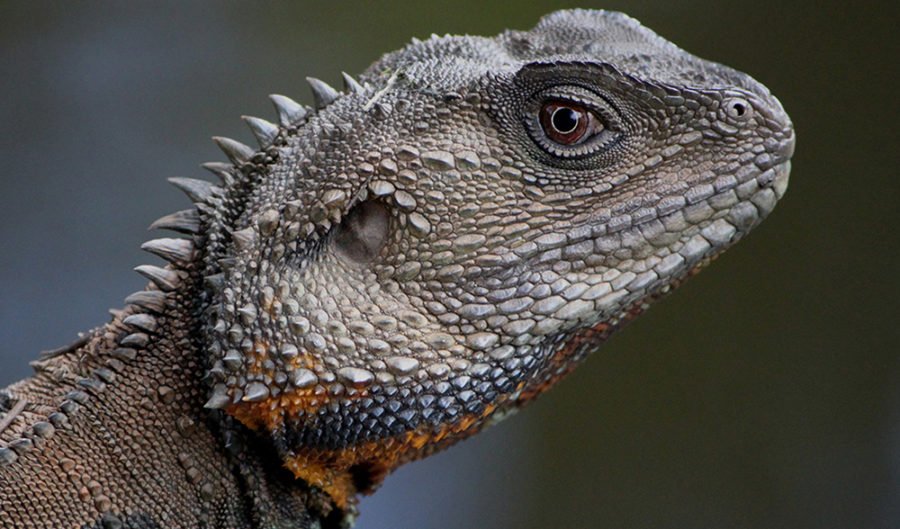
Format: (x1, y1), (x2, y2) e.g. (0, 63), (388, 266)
(723, 97), (753, 121)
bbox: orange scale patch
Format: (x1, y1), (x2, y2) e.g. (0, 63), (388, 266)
(226, 387), (327, 431)
(283, 403), (497, 510)
(227, 382), (375, 431)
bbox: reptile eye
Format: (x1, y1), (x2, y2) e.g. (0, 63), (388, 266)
(525, 88), (620, 161)
(539, 101), (603, 145)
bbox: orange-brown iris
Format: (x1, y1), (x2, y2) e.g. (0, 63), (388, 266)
(538, 101), (604, 145)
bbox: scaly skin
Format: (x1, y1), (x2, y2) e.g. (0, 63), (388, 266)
(0, 10), (794, 528)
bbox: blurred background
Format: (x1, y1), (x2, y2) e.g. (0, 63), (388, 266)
(0, 1), (896, 528)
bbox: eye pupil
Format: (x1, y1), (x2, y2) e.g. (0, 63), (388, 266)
(531, 92), (616, 158)
(551, 107), (580, 134)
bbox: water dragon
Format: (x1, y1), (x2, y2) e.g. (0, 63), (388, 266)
(0, 9), (795, 528)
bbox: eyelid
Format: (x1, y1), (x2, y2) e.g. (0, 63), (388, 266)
(536, 86), (618, 123)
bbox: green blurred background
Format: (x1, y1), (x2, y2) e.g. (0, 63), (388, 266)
(0, 1), (896, 528)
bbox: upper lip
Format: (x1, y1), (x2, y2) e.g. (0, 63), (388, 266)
(759, 93), (795, 164)
(774, 130), (796, 165)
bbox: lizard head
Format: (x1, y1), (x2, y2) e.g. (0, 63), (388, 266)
(194, 9), (794, 508)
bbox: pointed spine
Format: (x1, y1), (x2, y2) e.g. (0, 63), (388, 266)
(148, 209), (201, 234)
(205, 384), (230, 410)
(269, 94), (307, 127)
(134, 265), (180, 292)
(201, 162), (236, 186)
(237, 304), (257, 325)
(306, 77), (339, 109)
(118, 333), (149, 348)
(242, 382), (269, 402)
(168, 177), (220, 203)
(123, 314), (158, 333)
(341, 72), (365, 94)
(218, 257), (238, 271)
(141, 238), (195, 264)
(123, 290), (167, 313)
(212, 136), (255, 165)
(204, 273), (225, 293)
(109, 347), (138, 361)
(257, 209), (279, 235)
(241, 116), (279, 148)
(230, 227), (257, 251)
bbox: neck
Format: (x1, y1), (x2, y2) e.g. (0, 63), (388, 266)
(1, 244), (340, 527)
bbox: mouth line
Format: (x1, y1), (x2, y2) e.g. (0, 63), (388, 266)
(758, 159), (791, 201)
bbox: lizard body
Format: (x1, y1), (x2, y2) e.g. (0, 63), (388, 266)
(0, 10), (794, 528)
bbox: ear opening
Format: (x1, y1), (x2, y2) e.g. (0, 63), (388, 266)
(333, 200), (390, 264)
